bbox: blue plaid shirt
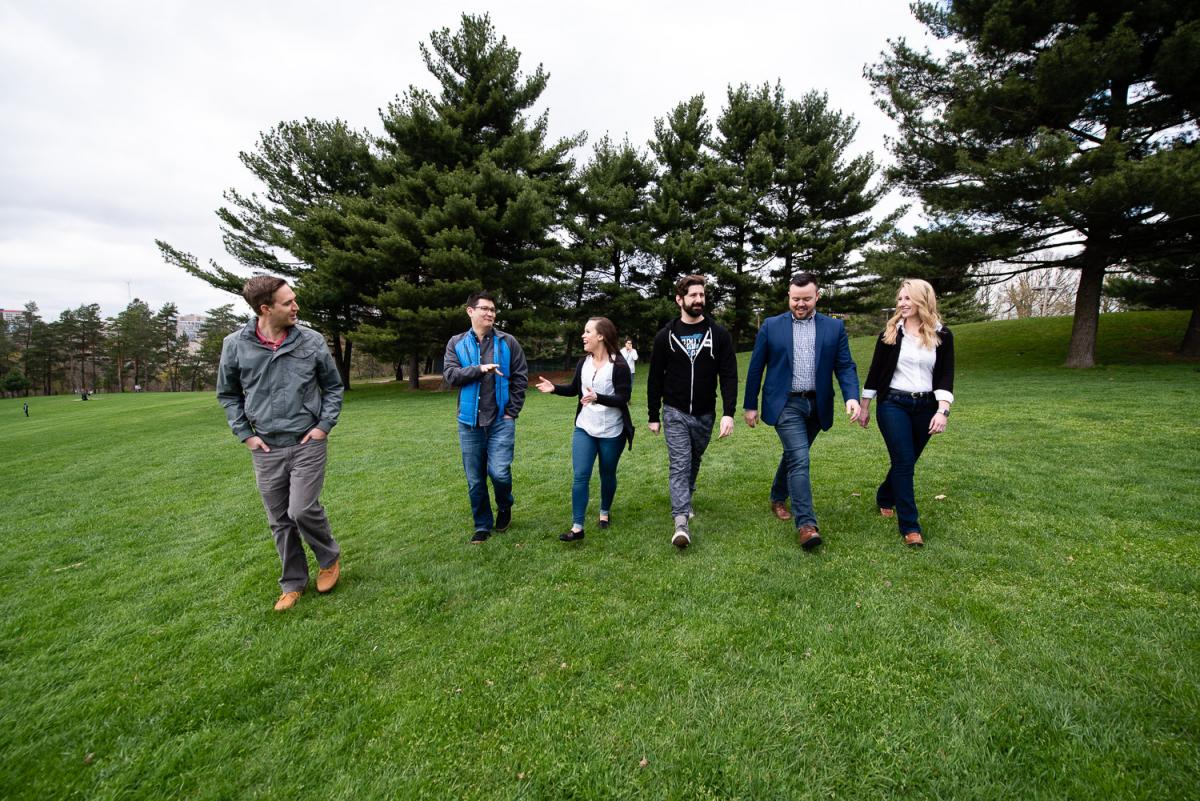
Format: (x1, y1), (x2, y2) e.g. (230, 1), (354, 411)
(790, 314), (816, 392)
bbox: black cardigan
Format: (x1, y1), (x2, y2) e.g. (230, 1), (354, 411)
(551, 354), (635, 450)
(863, 325), (955, 398)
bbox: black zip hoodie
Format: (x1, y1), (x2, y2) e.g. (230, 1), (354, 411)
(646, 317), (738, 423)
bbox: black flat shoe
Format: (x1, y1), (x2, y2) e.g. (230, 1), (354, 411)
(559, 528), (585, 542)
(598, 517), (610, 529)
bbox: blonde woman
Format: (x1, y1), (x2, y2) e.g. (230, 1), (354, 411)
(856, 279), (955, 547)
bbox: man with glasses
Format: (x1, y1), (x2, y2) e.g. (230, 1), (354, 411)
(443, 291), (529, 543)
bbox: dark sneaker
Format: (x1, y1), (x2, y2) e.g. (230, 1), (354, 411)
(470, 530), (491, 544)
(495, 507), (512, 532)
(559, 528), (585, 542)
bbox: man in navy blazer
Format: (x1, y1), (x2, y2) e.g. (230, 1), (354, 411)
(744, 273), (860, 551)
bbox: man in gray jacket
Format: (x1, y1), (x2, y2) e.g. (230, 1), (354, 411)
(217, 276), (345, 611)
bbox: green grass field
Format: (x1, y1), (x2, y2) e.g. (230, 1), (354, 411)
(2, 311), (1197, 800)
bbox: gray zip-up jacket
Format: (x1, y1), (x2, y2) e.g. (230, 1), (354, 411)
(217, 320), (344, 446)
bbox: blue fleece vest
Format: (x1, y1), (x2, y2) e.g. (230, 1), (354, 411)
(455, 332), (511, 427)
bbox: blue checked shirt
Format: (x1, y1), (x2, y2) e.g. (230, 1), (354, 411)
(790, 315), (816, 392)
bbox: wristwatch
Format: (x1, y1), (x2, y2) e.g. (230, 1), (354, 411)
(937, 408), (950, 416)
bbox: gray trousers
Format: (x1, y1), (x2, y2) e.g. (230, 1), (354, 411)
(662, 405), (714, 522)
(251, 439), (340, 592)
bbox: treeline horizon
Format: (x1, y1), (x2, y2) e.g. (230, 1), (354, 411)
(152, 9), (1196, 381)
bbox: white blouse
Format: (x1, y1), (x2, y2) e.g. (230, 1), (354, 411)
(576, 357), (624, 439)
(888, 322), (954, 403)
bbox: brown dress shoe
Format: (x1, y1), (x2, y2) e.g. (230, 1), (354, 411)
(274, 590), (303, 611)
(771, 501), (792, 521)
(316, 558), (341, 593)
(797, 525), (823, 551)
(879, 507), (895, 518)
(903, 532), (924, 548)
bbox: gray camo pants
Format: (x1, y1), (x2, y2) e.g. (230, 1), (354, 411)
(251, 438), (340, 592)
(663, 405), (714, 524)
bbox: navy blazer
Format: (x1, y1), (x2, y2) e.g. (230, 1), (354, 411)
(743, 311), (860, 430)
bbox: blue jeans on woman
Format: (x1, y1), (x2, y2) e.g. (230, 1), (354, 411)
(571, 427), (624, 528)
(875, 392), (937, 535)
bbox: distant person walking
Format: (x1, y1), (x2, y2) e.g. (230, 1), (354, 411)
(217, 276), (345, 611)
(23, 401), (29, 417)
(856, 279), (955, 548)
(620, 339), (638, 383)
(535, 317), (634, 542)
(646, 274), (738, 549)
(443, 291), (529, 543)
(743, 273), (860, 552)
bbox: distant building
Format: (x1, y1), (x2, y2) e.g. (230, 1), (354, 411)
(1, 309), (24, 327)
(177, 313), (205, 342)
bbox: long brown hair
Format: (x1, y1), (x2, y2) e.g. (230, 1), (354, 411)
(882, 279), (942, 349)
(589, 317), (621, 361)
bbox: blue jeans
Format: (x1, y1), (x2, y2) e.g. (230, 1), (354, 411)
(772, 395), (822, 529)
(875, 393), (937, 534)
(571, 427), (624, 527)
(458, 417), (515, 532)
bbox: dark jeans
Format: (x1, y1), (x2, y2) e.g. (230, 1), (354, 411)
(571, 427), (624, 527)
(458, 417), (515, 532)
(770, 395), (822, 529)
(875, 392), (937, 534)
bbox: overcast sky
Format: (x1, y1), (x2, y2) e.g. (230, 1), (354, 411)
(1, 0), (935, 320)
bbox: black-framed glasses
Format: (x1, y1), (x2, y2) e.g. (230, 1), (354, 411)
(472, 305), (497, 314)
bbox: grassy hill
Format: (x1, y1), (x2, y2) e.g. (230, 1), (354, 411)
(1, 311), (1196, 800)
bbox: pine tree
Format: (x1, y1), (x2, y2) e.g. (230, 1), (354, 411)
(360, 14), (580, 386)
(868, 1), (1200, 366)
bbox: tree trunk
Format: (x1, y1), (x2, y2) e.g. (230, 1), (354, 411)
(1179, 298), (1200, 359)
(331, 336), (353, 390)
(394, 362), (404, 382)
(1064, 247), (1107, 368)
(408, 352), (421, 389)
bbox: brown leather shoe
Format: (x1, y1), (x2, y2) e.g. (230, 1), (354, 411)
(797, 525), (823, 551)
(903, 532), (924, 548)
(879, 507), (895, 518)
(771, 500), (792, 521)
(316, 558), (341, 593)
(274, 590), (303, 611)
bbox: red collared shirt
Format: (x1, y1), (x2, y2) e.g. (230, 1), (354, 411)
(255, 325), (286, 351)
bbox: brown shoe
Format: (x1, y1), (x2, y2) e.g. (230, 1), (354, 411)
(903, 532), (924, 548)
(316, 558), (341, 593)
(274, 590), (303, 611)
(879, 507), (895, 518)
(797, 525), (823, 552)
(771, 501), (792, 521)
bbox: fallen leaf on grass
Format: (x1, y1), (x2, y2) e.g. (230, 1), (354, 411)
(560, 662), (569, 670)
(851, 492), (861, 497)
(486, 679), (495, 687)
(84, 753), (94, 765)
(855, 602), (861, 609)
(639, 757), (649, 768)
(934, 494), (947, 501)
(54, 562), (85, 572)
(517, 772), (527, 780)
(883, 580), (893, 588)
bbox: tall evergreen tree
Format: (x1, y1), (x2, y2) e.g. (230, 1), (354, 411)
(158, 118), (383, 385)
(712, 83), (783, 345)
(763, 92), (894, 312)
(868, 1), (1200, 367)
(359, 14), (580, 386)
(646, 96), (723, 304)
